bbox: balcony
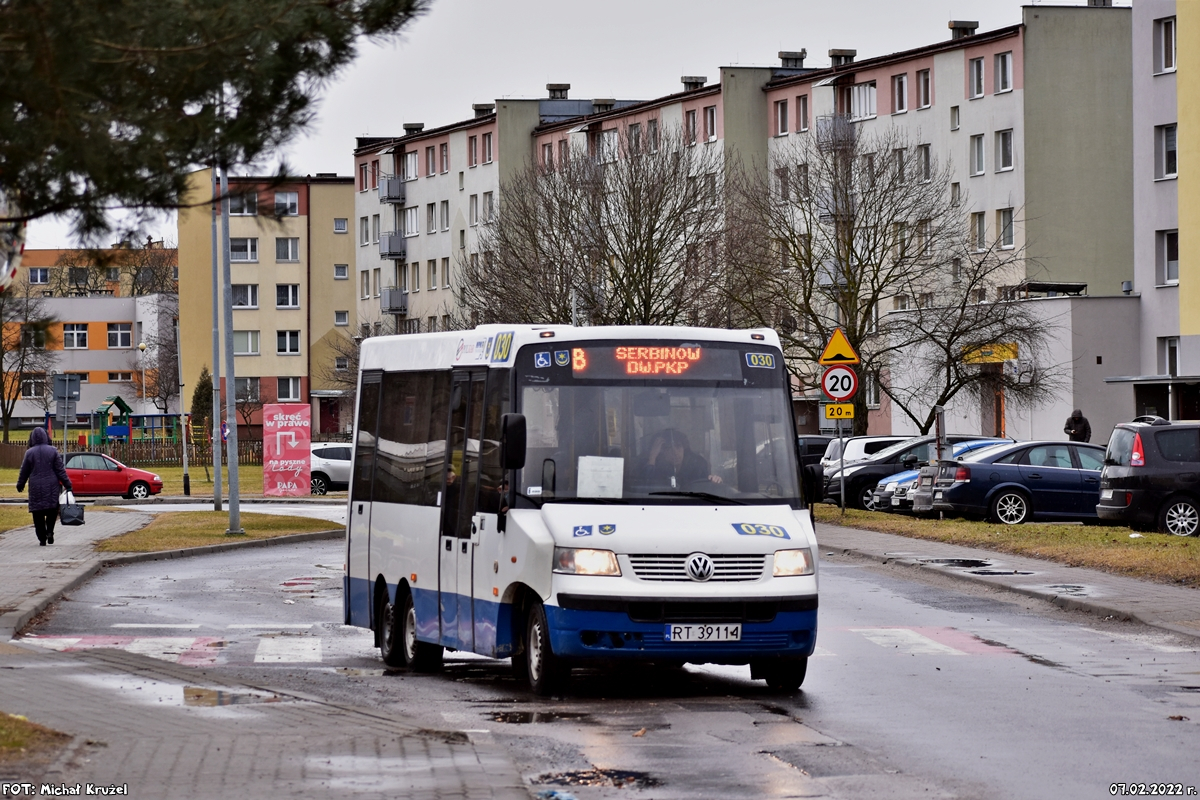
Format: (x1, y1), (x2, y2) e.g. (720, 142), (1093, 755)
(815, 114), (856, 153)
(379, 232), (407, 260)
(381, 288), (408, 315)
(379, 177), (406, 204)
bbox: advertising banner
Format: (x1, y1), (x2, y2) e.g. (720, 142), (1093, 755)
(263, 403), (311, 497)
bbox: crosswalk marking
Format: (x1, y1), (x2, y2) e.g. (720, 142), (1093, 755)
(253, 637), (323, 663)
(851, 627), (968, 656)
(112, 624), (201, 629)
(227, 624), (315, 629)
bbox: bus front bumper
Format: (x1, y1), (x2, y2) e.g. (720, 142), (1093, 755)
(545, 594), (818, 663)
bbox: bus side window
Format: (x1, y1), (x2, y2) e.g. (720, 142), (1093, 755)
(350, 373), (382, 503)
(478, 369), (511, 515)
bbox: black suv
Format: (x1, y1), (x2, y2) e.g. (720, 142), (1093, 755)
(1097, 417), (1200, 536)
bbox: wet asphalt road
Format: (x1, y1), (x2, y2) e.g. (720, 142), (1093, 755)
(23, 540), (1200, 800)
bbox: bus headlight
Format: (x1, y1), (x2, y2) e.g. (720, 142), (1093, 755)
(773, 548), (815, 576)
(553, 547), (621, 576)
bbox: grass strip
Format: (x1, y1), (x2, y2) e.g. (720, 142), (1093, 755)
(95, 510), (340, 553)
(0, 712), (69, 764)
(814, 504), (1200, 586)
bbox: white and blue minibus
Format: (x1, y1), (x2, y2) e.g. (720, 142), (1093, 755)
(343, 325), (818, 693)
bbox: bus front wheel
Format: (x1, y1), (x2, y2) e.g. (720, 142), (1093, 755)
(753, 656), (808, 693)
(524, 602), (566, 695)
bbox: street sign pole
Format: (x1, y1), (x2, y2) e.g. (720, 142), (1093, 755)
(838, 417), (845, 515)
(818, 329), (862, 519)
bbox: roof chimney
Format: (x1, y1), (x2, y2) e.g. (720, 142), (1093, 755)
(546, 83), (570, 99)
(592, 98), (615, 114)
(472, 103), (495, 118)
(681, 76), (707, 91)
(403, 123), (425, 135)
(778, 50), (807, 69)
(948, 20), (979, 40)
(828, 49), (856, 67)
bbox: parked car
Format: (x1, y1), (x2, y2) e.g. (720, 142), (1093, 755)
(931, 440), (1107, 524)
(819, 435), (909, 473)
(1097, 417), (1200, 536)
(874, 439), (1011, 512)
(796, 435), (833, 468)
(310, 443), (352, 495)
(826, 434), (1000, 510)
(63, 452), (163, 499)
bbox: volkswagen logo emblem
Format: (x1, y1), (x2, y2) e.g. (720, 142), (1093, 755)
(685, 552), (715, 582)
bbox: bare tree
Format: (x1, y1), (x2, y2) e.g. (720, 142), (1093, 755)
(726, 120), (1053, 434)
(50, 239), (177, 297)
(0, 282), (59, 440)
(235, 379), (263, 436)
(456, 126), (729, 327)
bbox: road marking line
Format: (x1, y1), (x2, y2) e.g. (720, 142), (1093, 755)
(112, 624), (200, 629)
(228, 624), (316, 629)
(253, 637), (323, 663)
(25, 637), (81, 651)
(851, 627), (967, 656)
(125, 637), (198, 662)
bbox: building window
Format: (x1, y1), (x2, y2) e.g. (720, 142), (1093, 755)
(233, 330), (260, 355)
(276, 284), (300, 308)
(372, 214), (380, 243)
(1157, 124), (1178, 178)
(916, 69), (931, 108)
(370, 160), (379, 189)
(331, 309), (348, 327)
(229, 192), (258, 215)
(704, 105), (717, 142)
(970, 134), (985, 175)
(796, 163), (809, 199)
(894, 148), (906, 182)
(950, 105), (960, 131)
(274, 191), (299, 217)
(359, 163), (368, 192)
(428, 260), (438, 290)
(998, 208), (1014, 248)
(426, 146), (436, 177)
(333, 218), (348, 234)
(409, 262), (419, 292)
(28, 268), (48, 284)
(774, 100), (788, 136)
(232, 284), (258, 308)
(468, 135), (478, 167)
(335, 357), (349, 372)
(105, 322), (133, 350)
(996, 129), (1014, 171)
(483, 191), (494, 222)
(1156, 16), (1177, 73)
(403, 206), (418, 237)
(1160, 229), (1180, 284)
(373, 267), (381, 297)
(628, 123), (641, 153)
(275, 237), (300, 262)
(775, 167), (790, 202)
(442, 257), (450, 288)
(469, 194), (478, 226)
(277, 330), (300, 355)
(995, 52), (1013, 93)
(797, 94), (809, 131)
(359, 217), (369, 246)
(893, 294), (910, 311)
(108, 371), (133, 383)
(598, 129), (617, 163)
(440, 200), (449, 231)
(951, 257), (962, 282)
(648, 119), (659, 153)
(969, 58), (985, 99)
(864, 374), (881, 407)
(63, 323), (88, 349)
(542, 141), (553, 167)
(686, 109), (698, 145)
(971, 212), (986, 251)
(234, 376), (260, 401)
(918, 144), (931, 181)
(403, 151), (418, 181)
(230, 238), (258, 262)
(559, 138), (570, 165)
(1161, 336), (1180, 376)
(360, 271), (370, 299)
(850, 81), (877, 121)
(440, 142), (449, 173)
(334, 263), (348, 280)
(427, 203), (436, 234)
(19, 374), (46, 399)
(482, 132), (493, 163)
(892, 73), (908, 113)
(950, 182), (961, 206)
(277, 377), (301, 402)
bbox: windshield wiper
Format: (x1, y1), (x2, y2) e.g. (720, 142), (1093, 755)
(538, 496), (630, 505)
(648, 490), (746, 505)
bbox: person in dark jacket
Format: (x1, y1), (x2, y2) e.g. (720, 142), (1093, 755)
(1064, 409), (1092, 443)
(16, 427), (72, 545)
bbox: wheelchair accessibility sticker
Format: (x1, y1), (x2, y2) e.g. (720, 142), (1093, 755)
(534, 352), (552, 368)
(573, 525), (593, 537)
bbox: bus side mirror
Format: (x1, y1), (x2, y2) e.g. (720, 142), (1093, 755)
(501, 413), (527, 470)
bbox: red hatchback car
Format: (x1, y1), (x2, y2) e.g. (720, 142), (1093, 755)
(63, 452), (163, 499)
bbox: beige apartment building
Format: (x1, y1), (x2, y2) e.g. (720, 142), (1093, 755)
(177, 170), (357, 436)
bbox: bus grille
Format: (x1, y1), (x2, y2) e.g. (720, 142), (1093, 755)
(628, 554), (767, 582)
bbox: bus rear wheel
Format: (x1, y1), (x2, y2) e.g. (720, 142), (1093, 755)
(401, 592), (443, 672)
(379, 595), (405, 668)
(524, 602), (566, 696)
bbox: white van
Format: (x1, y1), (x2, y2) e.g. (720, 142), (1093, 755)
(820, 435), (909, 474)
(343, 326), (818, 694)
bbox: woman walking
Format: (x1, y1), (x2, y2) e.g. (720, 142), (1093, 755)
(16, 427), (72, 546)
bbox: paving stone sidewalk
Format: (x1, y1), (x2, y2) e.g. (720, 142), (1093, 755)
(817, 521), (1200, 639)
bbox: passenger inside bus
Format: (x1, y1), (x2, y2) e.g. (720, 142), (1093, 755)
(642, 428), (723, 487)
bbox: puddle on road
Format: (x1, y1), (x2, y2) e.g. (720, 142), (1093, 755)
(490, 711), (591, 724)
(1046, 584), (1091, 597)
(537, 769), (660, 789)
(183, 686), (281, 707)
(970, 569), (1035, 576)
(920, 558), (993, 569)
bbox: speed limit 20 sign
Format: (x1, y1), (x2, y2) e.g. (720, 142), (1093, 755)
(821, 365), (858, 401)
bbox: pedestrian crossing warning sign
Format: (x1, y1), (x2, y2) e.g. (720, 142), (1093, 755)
(818, 328), (861, 366)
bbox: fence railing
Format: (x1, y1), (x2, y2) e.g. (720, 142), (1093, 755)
(0, 439), (264, 469)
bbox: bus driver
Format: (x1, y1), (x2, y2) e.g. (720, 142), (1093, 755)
(643, 428), (722, 487)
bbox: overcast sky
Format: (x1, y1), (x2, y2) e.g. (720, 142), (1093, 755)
(25, 0), (1116, 248)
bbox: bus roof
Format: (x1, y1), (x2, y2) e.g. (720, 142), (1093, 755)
(358, 325), (781, 373)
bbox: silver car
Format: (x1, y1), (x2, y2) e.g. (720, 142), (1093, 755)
(310, 443), (352, 494)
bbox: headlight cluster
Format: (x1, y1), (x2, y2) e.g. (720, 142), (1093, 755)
(552, 547), (621, 576)
(773, 548), (815, 577)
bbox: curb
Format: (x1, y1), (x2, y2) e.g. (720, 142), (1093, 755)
(2, 528), (344, 640)
(824, 540), (1200, 642)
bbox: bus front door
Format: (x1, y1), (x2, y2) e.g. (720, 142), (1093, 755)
(439, 369), (486, 651)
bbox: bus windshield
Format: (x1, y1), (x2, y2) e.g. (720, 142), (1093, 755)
(515, 340), (801, 506)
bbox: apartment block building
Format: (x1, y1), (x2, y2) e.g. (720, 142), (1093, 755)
(177, 171), (357, 436)
(352, 88), (641, 335)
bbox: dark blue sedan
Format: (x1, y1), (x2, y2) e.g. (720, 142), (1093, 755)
(930, 441), (1108, 524)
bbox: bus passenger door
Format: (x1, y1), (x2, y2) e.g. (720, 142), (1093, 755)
(440, 369), (486, 650)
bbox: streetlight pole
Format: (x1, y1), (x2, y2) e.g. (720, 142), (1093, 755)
(137, 342), (147, 416)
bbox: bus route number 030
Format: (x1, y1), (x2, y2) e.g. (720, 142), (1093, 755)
(821, 366), (858, 401)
